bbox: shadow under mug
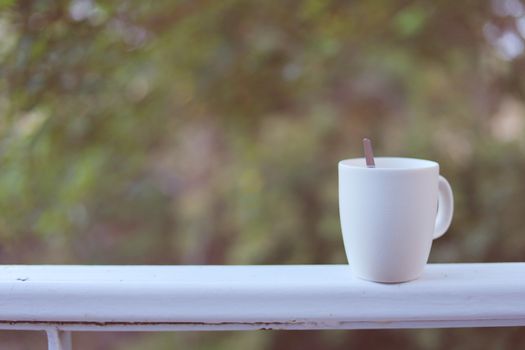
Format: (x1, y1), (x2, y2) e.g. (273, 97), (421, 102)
(339, 157), (454, 283)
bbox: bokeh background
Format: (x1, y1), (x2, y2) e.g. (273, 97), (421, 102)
(1, 0), (525, 349)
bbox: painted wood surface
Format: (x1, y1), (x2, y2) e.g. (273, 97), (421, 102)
(0, 263), (523, 332)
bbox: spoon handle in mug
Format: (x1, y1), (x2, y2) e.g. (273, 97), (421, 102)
(363, 138), (375, 168)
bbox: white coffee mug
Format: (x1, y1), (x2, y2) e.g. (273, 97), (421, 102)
(339, 157), (453, 283)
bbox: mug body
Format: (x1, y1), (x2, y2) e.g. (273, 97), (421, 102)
(339, 157), (440, 283)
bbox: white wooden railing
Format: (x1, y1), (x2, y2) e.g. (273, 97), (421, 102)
(0, 263), (524, 349)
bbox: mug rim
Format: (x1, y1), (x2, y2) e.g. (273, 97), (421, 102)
(339, 157), (438, 171)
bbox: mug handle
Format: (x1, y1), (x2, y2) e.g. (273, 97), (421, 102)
(433, 175), (454, 240)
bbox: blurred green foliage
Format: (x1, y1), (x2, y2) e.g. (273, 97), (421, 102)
(1, 0), (525, 349)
